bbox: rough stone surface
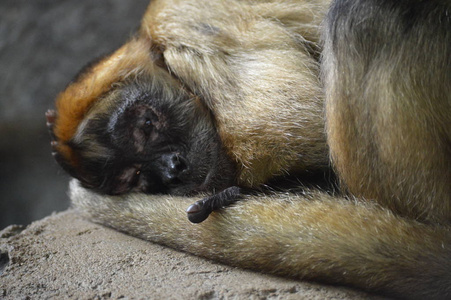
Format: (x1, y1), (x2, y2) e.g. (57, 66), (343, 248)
(0, 210), (383, 299)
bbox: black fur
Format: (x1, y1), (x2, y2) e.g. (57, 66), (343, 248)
(66, 75), (237, 197)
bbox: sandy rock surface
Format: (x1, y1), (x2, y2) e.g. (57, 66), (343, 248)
(0, 210), (382, 299)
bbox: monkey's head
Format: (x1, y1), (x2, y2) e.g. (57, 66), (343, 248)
(47, 38), (236, 196)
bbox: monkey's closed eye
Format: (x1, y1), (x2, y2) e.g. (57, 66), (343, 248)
(128, 110), (161, 152)
(135, 113), (156, 136)
(141, 119), (153, 135)
(130, 169), (141, 187)
(110, 167), (142, 194)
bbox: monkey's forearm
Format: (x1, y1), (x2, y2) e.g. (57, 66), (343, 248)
(70, 180), (451, 300)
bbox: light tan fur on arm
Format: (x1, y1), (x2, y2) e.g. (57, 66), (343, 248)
(71, 180), (451, 300)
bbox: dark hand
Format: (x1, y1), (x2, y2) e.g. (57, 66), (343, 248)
(186, 186), (242, 223)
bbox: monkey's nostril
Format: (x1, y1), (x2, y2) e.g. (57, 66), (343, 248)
(160, 153), (189, 186)
(172, 154), (188, 172)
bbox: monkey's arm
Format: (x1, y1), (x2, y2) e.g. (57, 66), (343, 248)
(70, 180), (451, 300)
(142, 0), (330, 186)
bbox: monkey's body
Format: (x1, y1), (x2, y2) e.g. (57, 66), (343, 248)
(50, 0), (451, 298)
(324, 0), (451, 224)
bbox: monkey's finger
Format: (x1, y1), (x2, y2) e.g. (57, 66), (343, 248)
(50, 141), (59, 153)
(45, 109), (57, 140)
(186, 200), (212, 223)
(186, 186), (243, 223)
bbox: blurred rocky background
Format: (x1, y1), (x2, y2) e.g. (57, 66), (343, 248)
(0, 0), (149, 229)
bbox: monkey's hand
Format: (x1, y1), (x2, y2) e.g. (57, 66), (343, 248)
(186, 186), (243, 223)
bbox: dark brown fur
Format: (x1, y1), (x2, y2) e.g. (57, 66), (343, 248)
(323, 0), (451, 224)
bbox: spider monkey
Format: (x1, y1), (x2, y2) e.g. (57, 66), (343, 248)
(48, 0), (451, 298)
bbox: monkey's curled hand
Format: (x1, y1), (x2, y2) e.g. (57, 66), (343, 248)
(186, 186), (243, 223)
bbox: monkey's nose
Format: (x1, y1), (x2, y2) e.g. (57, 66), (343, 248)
(159, 153), (189, 186)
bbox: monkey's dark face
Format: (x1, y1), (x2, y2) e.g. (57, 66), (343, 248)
(66, 76), (237, 196)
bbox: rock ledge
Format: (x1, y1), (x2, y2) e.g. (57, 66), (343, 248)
(0, 210), (378, 299)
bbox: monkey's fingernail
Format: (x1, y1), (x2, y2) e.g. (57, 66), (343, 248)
(186, 203), (210, 223)
(186, 203), (202, 214)
(187, 210), (209, 223)
(50, 141), (59, 150)
(45, 109), (57, 123)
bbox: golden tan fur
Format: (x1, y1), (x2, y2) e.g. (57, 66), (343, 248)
(53, 0), (451, 298)
(322, 1), (451, 224)
(140, 0), (330, 185)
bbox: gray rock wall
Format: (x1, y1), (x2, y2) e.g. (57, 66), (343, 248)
(0, 0), (148, 228)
